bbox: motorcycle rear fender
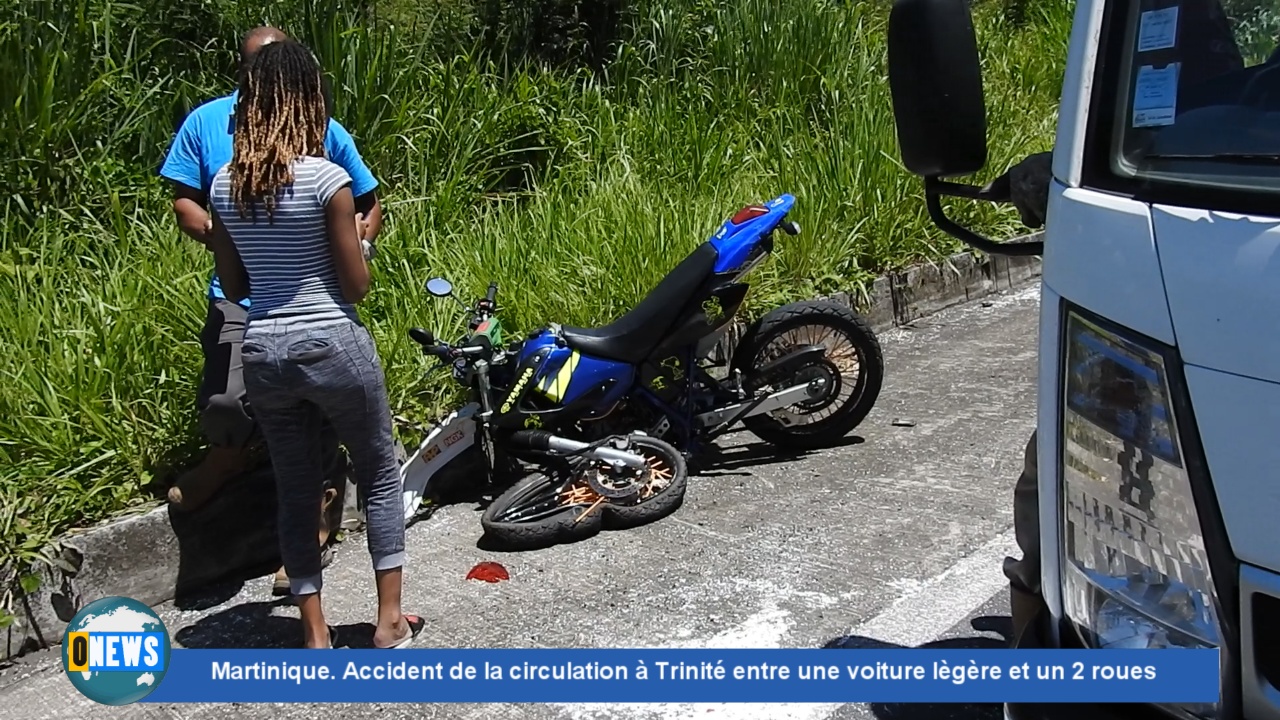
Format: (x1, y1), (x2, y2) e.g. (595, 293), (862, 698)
(400, 402), (480, 521)
(709, 194), (794, 274)
(647, 280), (750, 361)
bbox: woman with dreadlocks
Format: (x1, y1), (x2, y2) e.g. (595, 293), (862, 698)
(205, 38), (423, 650)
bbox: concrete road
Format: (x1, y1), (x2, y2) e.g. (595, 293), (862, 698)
(0, 282), (1041, 720)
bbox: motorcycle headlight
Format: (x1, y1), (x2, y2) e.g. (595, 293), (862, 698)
(1059, 310), (1224, 719)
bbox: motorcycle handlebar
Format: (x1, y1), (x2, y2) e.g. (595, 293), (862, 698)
(409, 327), (436, 346)
(409, 327), (453, 359)
(413, 282), (500, 365)
(408, 326), (494, 364)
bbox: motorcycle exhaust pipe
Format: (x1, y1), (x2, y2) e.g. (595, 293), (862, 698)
(507, 430), (649, 470)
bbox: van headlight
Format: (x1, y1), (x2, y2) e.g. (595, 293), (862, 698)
(1059, 310), (1223, 719)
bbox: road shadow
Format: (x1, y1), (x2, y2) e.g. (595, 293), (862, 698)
(168, 444), (352, 612)
(167, 462), (279, 611)
(173, 599), (410, 650)
(460, 434), (868, 552)
(690, 435), (866, 478)
(412, 431), (870, 518)
(824, 615), (1013, 720)
(174, 599), (299, 649)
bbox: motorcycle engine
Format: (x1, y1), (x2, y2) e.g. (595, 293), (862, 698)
(576, 399), (670, 443)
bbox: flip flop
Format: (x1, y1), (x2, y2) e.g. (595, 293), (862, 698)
(378, 615), (425, 649)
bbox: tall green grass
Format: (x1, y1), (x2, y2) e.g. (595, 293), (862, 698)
(0, 0), (1072, 602)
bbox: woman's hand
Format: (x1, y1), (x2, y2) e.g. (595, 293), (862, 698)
(356, 213), (378, 261)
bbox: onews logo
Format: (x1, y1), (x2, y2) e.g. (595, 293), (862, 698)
(61, 596), (172, 706)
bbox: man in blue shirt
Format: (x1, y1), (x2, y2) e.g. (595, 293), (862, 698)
(159, 27), (383, 582)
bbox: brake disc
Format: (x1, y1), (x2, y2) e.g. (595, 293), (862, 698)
(583, 460), (647, 502)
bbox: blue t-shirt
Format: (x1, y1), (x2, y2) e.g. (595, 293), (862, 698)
(158, 91), (379, 307)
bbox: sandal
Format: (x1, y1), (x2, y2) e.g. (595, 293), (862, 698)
(377, 615), (425, 649)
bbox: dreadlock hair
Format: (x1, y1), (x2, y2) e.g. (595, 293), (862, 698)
(229, 39), (328, 222)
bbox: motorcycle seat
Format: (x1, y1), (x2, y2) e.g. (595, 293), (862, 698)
(560, 242), (719, 364)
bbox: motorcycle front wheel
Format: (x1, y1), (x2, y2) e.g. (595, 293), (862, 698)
(479, 434), (687, 550)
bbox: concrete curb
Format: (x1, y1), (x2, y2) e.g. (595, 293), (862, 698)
(853, 244), (1042, 332)
(0, 240), (1042, 662)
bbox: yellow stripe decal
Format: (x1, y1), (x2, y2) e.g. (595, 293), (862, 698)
(540, 351), (580, 402)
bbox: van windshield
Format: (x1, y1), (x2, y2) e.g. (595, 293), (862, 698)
(1108, 0), (1280, 194)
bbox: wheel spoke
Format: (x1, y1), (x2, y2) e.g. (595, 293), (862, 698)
(495, 473), (584, 523)
(638, 456), (673, 500)
(494, 440), (679, 523)
(754, 321), (866, 427)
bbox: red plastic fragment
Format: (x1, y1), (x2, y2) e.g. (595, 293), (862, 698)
(466, 562), (510, 583)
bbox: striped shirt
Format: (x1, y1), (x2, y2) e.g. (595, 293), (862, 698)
(209, 156), (355, 326)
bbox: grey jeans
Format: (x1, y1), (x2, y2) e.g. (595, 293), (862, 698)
(1002, 430), (1041, 595)
(241, 316), (405, 596)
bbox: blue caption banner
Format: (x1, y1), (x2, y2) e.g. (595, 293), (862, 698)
(139, 648), (1221, 704)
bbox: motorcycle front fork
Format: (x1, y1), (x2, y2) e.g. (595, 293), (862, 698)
(472, 358), (496, 421)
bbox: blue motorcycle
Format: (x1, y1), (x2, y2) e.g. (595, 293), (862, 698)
(400, 194), (884, 549)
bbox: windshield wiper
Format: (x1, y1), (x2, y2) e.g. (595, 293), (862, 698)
(1141, 152), (1280, 164)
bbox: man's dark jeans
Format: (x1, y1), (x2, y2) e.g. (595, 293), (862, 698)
(1003, 430), (1041, 596)
(197, 298), (344, 479)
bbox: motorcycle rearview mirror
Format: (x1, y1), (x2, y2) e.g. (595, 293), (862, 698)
(426, 276), (471, 315)
(425, 277), (454, 297)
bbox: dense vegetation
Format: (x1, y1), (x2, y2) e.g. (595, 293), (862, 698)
(0, 0), (1071, 601)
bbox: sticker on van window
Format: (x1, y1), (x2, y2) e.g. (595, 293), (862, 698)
(1138, 6), (1179, 52)
(1133, 63), (1180, 127)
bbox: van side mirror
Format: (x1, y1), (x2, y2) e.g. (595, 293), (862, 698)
(886, 0), (1044, 257)
(888, 0), (987, 178)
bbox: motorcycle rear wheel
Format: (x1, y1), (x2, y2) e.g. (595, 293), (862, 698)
(732, 300), (883, 451)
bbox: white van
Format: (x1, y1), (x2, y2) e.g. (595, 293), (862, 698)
(885, 1), (1280, 719)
